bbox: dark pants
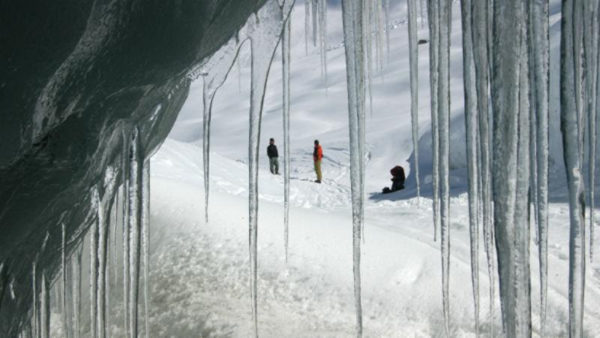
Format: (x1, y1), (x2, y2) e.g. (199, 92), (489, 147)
(269, 157), (279, 174)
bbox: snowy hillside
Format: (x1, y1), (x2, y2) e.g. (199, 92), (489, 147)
(57, 0), (600, 336)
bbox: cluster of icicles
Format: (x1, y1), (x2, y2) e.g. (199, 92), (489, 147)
(25, 0), (600, 336)
(25, 126), (151, 338)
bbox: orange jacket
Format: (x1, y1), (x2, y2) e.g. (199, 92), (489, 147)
(313, 145), (323, 161)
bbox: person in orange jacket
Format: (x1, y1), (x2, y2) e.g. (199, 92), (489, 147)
(313, 139), (323, 183)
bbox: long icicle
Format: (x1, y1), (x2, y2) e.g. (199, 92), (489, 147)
(61, 223), (69, 338)
(128, 127), (144, 338)
(438, 0), (452, 333)
(318, 0), (328, 87)
(515, 17), (532, 332)
(427, 0), (440, 242)
(471, 0), (495, 331)
(365, 0), (374, 117)
(142, 163), (150, 338)
(113, 188), (119, 286)
(561, 0), (586, 335)
(341, 0), (365, 334)
(374, 0), (385, 72)
(460, 0), (480, 334)
(32, 262), (38, 338)
(98, 169), (118, 338)
(384, 0), (390, 62)
(246, 2), (294, 335)
(121, 131), (131, 337)
(97, 194), (106, 338)
(593, 0), (600, 262)
(407, 0), (420, 201)
(305, 0), (310, 56)
(531, 0), (550, 332)
(528, 2), (539, 247)
(491, 0), (531, 334)
(40, 273), (50, 338)
(72, 246), (82, 338)
(201, 40), (244, 225)
(202, 79), (212, 224)
(584, 0), (599, 262)
(282, 12), (292, 262)
(311, 0), (318, 47)
(90, 188), (100, 338)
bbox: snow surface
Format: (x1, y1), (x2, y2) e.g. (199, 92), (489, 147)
(50, 0), (600, 336)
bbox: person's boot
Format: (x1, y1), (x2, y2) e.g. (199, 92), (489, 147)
(315, 179), (321, 183)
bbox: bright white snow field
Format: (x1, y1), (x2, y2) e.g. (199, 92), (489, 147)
(126, 0), (600, 336)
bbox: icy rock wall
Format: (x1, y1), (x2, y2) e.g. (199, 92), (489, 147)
(0, 0), (265, 335)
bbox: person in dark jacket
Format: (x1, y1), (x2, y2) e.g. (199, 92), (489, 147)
(267, 138), (279, 174)
(382, 165), (405, 193)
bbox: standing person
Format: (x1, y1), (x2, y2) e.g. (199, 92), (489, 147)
(313, 139), (323, 183)
(267, 138), (279, 174)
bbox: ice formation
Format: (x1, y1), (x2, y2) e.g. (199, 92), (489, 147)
(5, 0), (600, 337)
(340, 0), (366, 334)
(407, 0), (420, 199)
(459, 0), (479, 333)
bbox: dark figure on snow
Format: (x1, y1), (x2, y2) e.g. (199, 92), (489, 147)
(313, 140), (323, 183)
(267, 138), (279, 174)
(382, 165), (405, 194)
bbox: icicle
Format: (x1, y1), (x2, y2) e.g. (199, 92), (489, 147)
(427, 0), (440, 242)
(561, 0), (587, 335)
(437, 0), (452, 333)
(121, 131), (131, 338)
(528, 3), (539, 244)
(113, 189), (119, 287)
(584, 0), (599, 262)
(202, 80), (212, 224)
(365, 0), (374, 117)
(246, 1), (294, 335)
(514, 21), (532, 334)
(97, 189), (106, 338)
(491, 0), (532, 335)
(201, 39), (244, 224)
(340, 0), (366, 334)
(531, 0), (550, 331)
(71, 246), (82, 338)
(98, 168), (118, 338)
(32, 262), (38, 338)
(282, 12), (292, 262)
(318, 0), (328, 87)
(128, 127), (144, 338)
(40, 273), (50, 338)
(471, 0), (495, 331)
(89, 188), (100, 338)
(374, 0), (384, 72)
(311, 0), (318, 47)
(460, 0), (479, 333)
(142, 163), (150, 338)
(61, 223), (69, 338)
(305, 0), (310, 55)
(383, 0), (390, 62)
(407, 0), (420, 200)
(592, 0), (600, 262)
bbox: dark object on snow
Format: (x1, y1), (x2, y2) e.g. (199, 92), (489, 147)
(267, 138), (279, 174)
(267, 139), (279, 158)
(418, 39), (428, 45)
(382, 165), (405, 194)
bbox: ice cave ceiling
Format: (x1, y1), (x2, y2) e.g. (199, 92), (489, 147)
(0, 0), (266, 334)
